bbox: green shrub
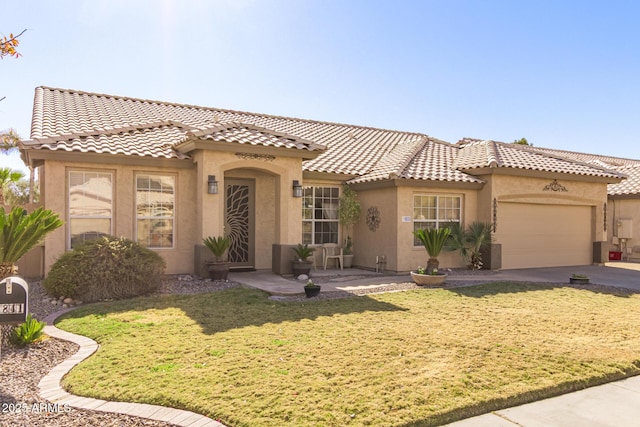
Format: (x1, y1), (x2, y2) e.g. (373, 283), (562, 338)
(10, 314), (46, 347)
(43, 236), (166, 302)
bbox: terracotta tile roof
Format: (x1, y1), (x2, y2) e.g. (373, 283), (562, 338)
(608, 165), (640, 196)
(181, 122), (325, 152)
(22, 121), (192, 159)
(385, 138), (483, 184)
(454, 139), (624, 179)
(24, 87), (632, 189)
(28, 86), (441, 178)
(525, 146), (640, 169)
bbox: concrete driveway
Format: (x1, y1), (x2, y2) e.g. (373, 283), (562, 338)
(487, 262), (640, 291)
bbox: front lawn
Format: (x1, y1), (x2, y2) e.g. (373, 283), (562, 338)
(56, 283), (640, 426)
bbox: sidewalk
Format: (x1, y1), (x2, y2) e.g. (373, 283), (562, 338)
(228, 262), (640, 295)
(445, 375), (640, 426)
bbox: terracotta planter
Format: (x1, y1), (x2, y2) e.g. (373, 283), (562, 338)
(304, 285), (321, 298)
(411, 271), (447, 287)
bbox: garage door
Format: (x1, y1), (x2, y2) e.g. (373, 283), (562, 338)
(498, 203), (592, 269)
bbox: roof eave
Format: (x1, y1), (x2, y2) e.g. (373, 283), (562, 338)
(175, 138), (323, 160)
(18, 148), (194, 169)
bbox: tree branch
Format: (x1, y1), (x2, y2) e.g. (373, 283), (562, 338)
(0, 29), (27, 49)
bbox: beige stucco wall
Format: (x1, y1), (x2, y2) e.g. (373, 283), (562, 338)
(608, 198), (640, 256)
(41, 150), (306, 276)
(352, 184), (477, 273)
(397, 186), (477, 272)
(41, 159), (198, 275)
(194, 151), (303, 246)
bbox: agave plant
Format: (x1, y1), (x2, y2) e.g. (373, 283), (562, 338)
(413, 227), (451, 273)
(0, 207), (63, 279)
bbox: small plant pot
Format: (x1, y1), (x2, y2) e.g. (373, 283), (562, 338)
(411, 272), (447, 287)
(304, 285), (321, 298)
(343, 254), (354, 268)
(569, 277), (590, 285)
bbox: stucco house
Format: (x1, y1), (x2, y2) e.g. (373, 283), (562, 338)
(18, 86), (640, 277)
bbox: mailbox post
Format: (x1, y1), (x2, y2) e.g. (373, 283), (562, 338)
(0, 277), (29, 359)
(0, 277), (29, 324)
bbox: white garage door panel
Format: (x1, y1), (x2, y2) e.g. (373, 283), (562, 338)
(499, 203), (592, 269)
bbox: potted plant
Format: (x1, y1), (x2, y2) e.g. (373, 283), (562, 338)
(304, 279), (321, 298)
(343, 236), (354, 268)
(203, 236), (231, 280)
(412, 227), (451, 286)
(569, 274), (590, 285)
(338, 185), (360, 268)
(291, 243), (314, 277)
(411, 266), (448, 287)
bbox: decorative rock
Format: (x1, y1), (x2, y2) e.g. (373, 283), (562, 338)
(62, 304), (68, 308)
(51, 300), (59, 306)
(297, 274), (309, 281)
(63, 297), (73, 304)
(58, 296), (65, 301)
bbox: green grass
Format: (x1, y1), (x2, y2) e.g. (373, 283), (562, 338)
(55, 283), (640, 427)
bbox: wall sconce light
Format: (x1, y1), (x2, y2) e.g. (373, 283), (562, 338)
(207, 175), (218, 194)
(292, 180), (303, 198)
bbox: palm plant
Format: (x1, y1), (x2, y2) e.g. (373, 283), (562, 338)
(203, 236), (231, 262)
(0, 206), (63, 278)
(0, 167), (24, 205)
(292, 243), (314, 261)
(446, 221), (493, 270)
(413, 227), (451, 273)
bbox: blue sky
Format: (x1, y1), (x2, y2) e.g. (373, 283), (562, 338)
(2, 0), (639, 174)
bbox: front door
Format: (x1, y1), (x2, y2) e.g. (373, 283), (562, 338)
(225, 179), (255, 269)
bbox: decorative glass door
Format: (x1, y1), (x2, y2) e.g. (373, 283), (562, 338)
(225, 179), (255, 269)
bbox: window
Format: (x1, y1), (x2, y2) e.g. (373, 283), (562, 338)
(68, 171), (113, 248)
(302, 186), (339, 244)
(136, 174), (175, 248)
(413, 194), (461, 246)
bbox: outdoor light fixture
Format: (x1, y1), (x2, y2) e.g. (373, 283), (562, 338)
(292, 180), (303, 197)
(207, 175), (218, 194)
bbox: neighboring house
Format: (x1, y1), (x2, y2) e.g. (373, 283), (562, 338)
(18, 86), (637, 277)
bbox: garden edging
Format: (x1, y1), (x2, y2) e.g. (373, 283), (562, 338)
(39, 308), (225, 427)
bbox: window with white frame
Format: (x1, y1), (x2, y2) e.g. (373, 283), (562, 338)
(413, 194), (461, 246)
(302, 186), (339, 244)
(68, 171), (113, 248)
(136, 174), (175, 248)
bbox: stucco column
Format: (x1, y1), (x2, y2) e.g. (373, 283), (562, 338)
(277, 171), (303, 244)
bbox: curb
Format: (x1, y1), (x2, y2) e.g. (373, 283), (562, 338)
(39, 308), (226, 427)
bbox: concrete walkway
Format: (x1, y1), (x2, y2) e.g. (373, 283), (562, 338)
(38, 262), (640, 427)
(228, 261), (640, 295)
